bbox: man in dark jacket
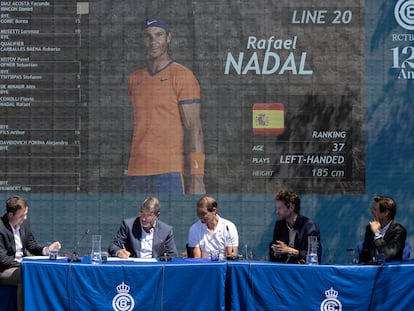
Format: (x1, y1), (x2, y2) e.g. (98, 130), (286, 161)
(108, 197), (177, 259)
(0, 196), (61, 310)
(0, 196), (61, 311)
(359, 195), (406, 263)
(269, 189), (321, 264)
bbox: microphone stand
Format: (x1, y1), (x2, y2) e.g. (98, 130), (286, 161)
(226, 225), (238, 260)
(68, 229), (90, 263)
(154, 227), (172, 262)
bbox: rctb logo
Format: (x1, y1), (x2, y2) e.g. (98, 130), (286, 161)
(395, 0), (414, 30)
(320, 287), (342, 311)
(112, 282), (135, 311)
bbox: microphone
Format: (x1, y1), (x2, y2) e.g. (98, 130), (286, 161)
(226, 225), (237, 260)
(68, 229), (90, 262)
(285, 253), (292, 263)
(153, 227), (172, 262)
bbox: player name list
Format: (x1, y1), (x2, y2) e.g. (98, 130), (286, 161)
(0, 1), (88, 192)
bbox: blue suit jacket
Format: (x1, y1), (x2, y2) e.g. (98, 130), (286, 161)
(0, 214), (44, 272)
(269, 214), (321, 264)
(108, 216), (177, 258)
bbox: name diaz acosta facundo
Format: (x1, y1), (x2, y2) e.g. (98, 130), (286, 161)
(224, 35), (312, 75)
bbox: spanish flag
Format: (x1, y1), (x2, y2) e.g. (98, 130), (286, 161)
(252, 103), (284, 135)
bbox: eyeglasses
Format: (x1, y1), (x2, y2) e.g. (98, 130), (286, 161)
(140, 211), (157, 219)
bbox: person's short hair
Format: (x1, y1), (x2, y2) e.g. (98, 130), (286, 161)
(197, 196), (217, 212)
(141, 197), (160, 214)
(374, 195), (397, 220)
(6, 196), (28, 214)
(274, 190), (301, 214)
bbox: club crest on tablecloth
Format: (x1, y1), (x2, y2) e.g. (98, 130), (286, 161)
(320, 287), (342, 311)
(112, 282), (135, 311)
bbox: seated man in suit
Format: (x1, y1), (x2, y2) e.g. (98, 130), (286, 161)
(0, 196), (61, 311)
(269, 189), (321, 264)
(108, 197), (177, 259)
(359, 195), (407, 263)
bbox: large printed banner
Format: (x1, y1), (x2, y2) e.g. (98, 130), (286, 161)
(0, 0), (366, 194)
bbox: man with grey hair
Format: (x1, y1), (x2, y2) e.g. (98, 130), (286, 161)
(108, 197), (177, 258)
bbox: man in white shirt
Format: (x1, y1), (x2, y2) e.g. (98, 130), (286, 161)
(188, 196), (239, 259)
(0, 196), (61, 311)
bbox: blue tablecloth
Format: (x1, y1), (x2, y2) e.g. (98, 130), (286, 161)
(226, 261), (414, 311)
(22, 258), (227, 311)
(22, 258), (414, 311)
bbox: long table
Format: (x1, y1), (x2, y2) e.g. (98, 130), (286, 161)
(21, 257), (227, 311)
(22, 258), (414, 311)
(226, 261), (414, 311)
